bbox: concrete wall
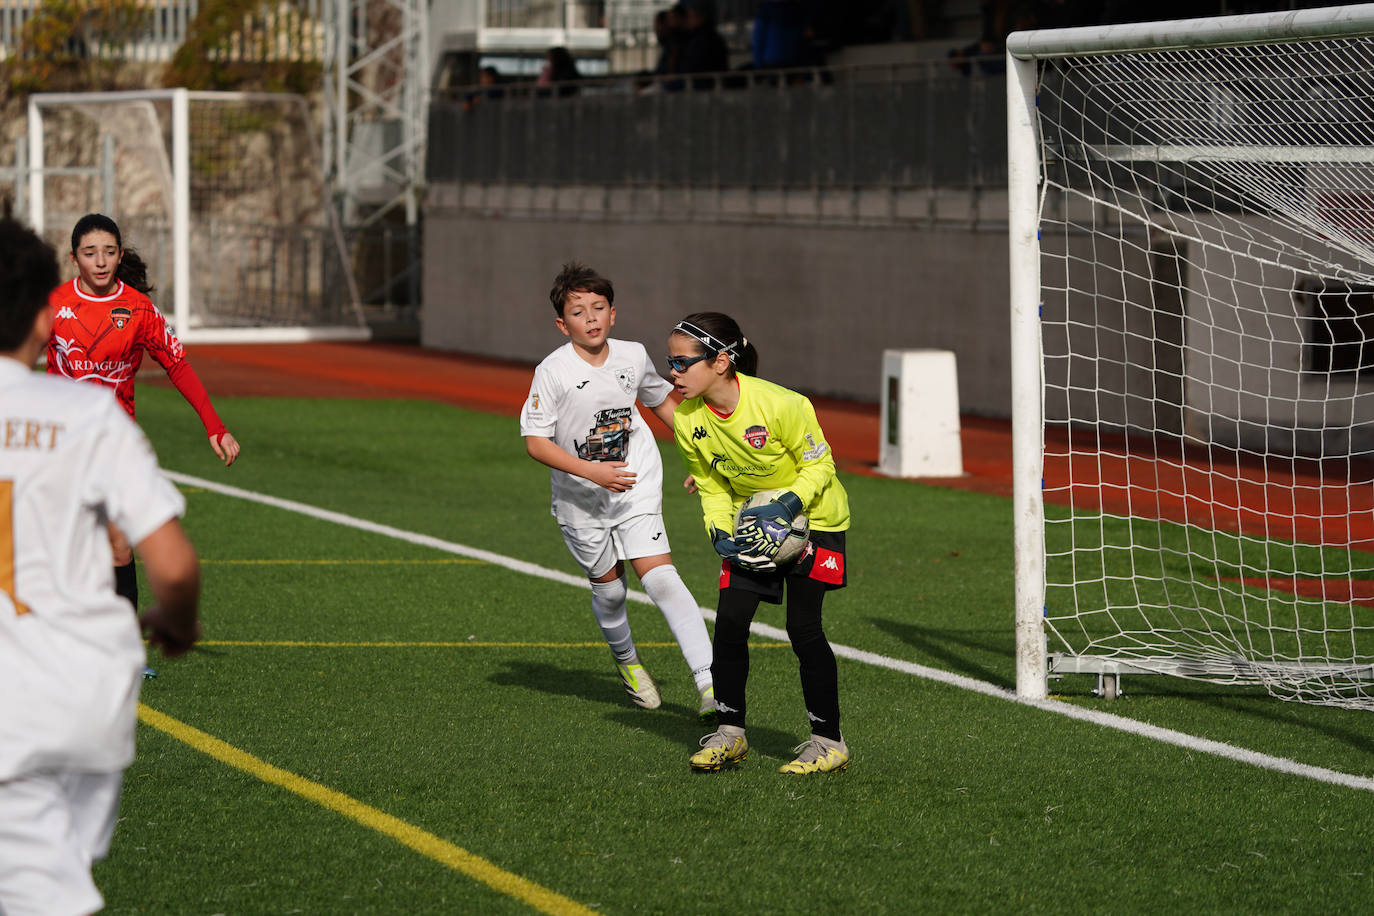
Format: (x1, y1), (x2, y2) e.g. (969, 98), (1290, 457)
(422, 195), (1014, 415)
(422, 188), (1374, 458)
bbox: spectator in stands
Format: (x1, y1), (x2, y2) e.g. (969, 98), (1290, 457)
(653, 5), (687, 76)
(537, 46), (582, 97)
(948, 0), (1041, 76)
(463, 66), (506, 113)
(679, 0), (730, 84)
(751, 0), (817, 71)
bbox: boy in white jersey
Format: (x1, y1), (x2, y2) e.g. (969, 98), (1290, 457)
(521, 262), (715, 719)
(0, 219), (201, 916)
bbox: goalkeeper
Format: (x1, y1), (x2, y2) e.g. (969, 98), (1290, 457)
(668, 312), (852, 775)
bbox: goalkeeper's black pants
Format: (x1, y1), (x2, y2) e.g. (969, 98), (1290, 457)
(712, 575), (842, 741)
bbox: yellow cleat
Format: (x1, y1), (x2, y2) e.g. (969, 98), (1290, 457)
(689, 726), (748, 771)
(617, 660), (662, 709)
(778, 735), (849, 774)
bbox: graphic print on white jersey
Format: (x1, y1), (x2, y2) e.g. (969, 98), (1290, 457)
(576, 407), (632, 462)
(614, 367), (637, 396)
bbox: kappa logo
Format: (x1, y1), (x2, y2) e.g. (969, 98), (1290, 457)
(743, 424), (769, 449)
(715, 701), (740, 714)
(807, 710), (827, 723)
(55, 306), (77, 320)
(109, 306), (132, 329)
(691, 426), (708, 441)
(820, 555), (840, 572)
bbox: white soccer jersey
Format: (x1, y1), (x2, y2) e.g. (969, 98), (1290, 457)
(520, 339), (674, 529)
(0, 359), (185, 780)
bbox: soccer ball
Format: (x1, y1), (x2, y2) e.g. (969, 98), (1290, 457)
(734, 489), (810, 566)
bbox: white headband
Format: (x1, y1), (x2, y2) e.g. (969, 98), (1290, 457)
(674, 320), (747, 363)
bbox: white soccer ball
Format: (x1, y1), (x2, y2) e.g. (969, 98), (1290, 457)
(734, 488), (810, 566)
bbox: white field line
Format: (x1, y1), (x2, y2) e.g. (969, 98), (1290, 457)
(168, 471), (1374, 795)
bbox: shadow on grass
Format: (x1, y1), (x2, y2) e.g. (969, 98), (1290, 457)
(1162, 685), (1374, 757)
(489, 660), (811, 759)
(866, 616), (1013, 689)
(488, 660), (628, 708)
(606, 709), (803, 762)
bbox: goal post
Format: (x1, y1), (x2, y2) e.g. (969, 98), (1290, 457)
(1008, 5), (1374, 707)
(28, 88), (368, 344)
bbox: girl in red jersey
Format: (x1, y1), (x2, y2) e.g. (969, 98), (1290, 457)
(47, 214), (239, 672)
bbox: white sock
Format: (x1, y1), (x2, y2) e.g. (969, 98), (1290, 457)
(639, 564), (713, 691)
(591, 577), (636, 663)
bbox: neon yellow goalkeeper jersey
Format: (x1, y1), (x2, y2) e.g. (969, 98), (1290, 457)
(673, 373), (850, 537)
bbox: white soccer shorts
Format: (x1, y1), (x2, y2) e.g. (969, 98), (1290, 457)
(0, 770), (123, 916)
(559, 513), (672, 579)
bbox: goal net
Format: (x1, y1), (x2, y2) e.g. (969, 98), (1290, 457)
(28, 89), (366, 343)
(1008, 7), (1374, 707)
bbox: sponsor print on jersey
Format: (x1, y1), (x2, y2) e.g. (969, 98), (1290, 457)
(743, 424), (769, 449)
(614, 367), (637, 397)
(802, 432), (830, 461)
(163, 324), (185, 359)
(708, 452), (772, 480)
(577, 406), (632, 462)
(109, 306), (132, 329)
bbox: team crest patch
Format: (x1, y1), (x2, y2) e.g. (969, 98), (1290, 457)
(109, 306), (132, 329)
(614, 367), (636, 396)
(743, 424), (769, 449)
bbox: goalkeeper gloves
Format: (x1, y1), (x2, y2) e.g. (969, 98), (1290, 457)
(711, 527), (775, 571)
(735, 491), (803, 559)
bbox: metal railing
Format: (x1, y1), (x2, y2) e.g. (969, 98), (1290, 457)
(427, 59), (1008, 226)
(0, 0), (328, 63)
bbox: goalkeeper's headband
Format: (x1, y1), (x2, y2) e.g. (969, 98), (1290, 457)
(674, 320), (747, 364)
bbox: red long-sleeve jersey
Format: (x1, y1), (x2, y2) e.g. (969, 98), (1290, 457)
(45, 278), (227, 438)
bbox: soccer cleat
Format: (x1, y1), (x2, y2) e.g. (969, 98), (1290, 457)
(697, 685), (718, 722)
(142, 665), (158, 680)
(778, 735), (849, 774)
(617, 660), (662, 709)
(689, 726), (748, 771)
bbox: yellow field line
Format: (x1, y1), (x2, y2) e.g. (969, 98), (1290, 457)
(197, 639), (789, 649)
(199, 559), (485, 566)
(136, 704), (599, 916)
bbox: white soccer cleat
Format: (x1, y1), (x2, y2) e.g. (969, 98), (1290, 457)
(617, 660), (662, 709)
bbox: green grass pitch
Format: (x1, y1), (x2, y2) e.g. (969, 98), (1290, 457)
(92, 387), (1374, 914)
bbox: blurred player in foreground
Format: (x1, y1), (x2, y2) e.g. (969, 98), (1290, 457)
(668, 312), (852, 774)
(521, 262), (716, 719)
(0, 218), (201, 916)
(47, 213), (234, 676)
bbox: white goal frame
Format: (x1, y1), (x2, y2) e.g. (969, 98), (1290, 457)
(28, 88), (368, 344)
(1007, 5), (1374, 702)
